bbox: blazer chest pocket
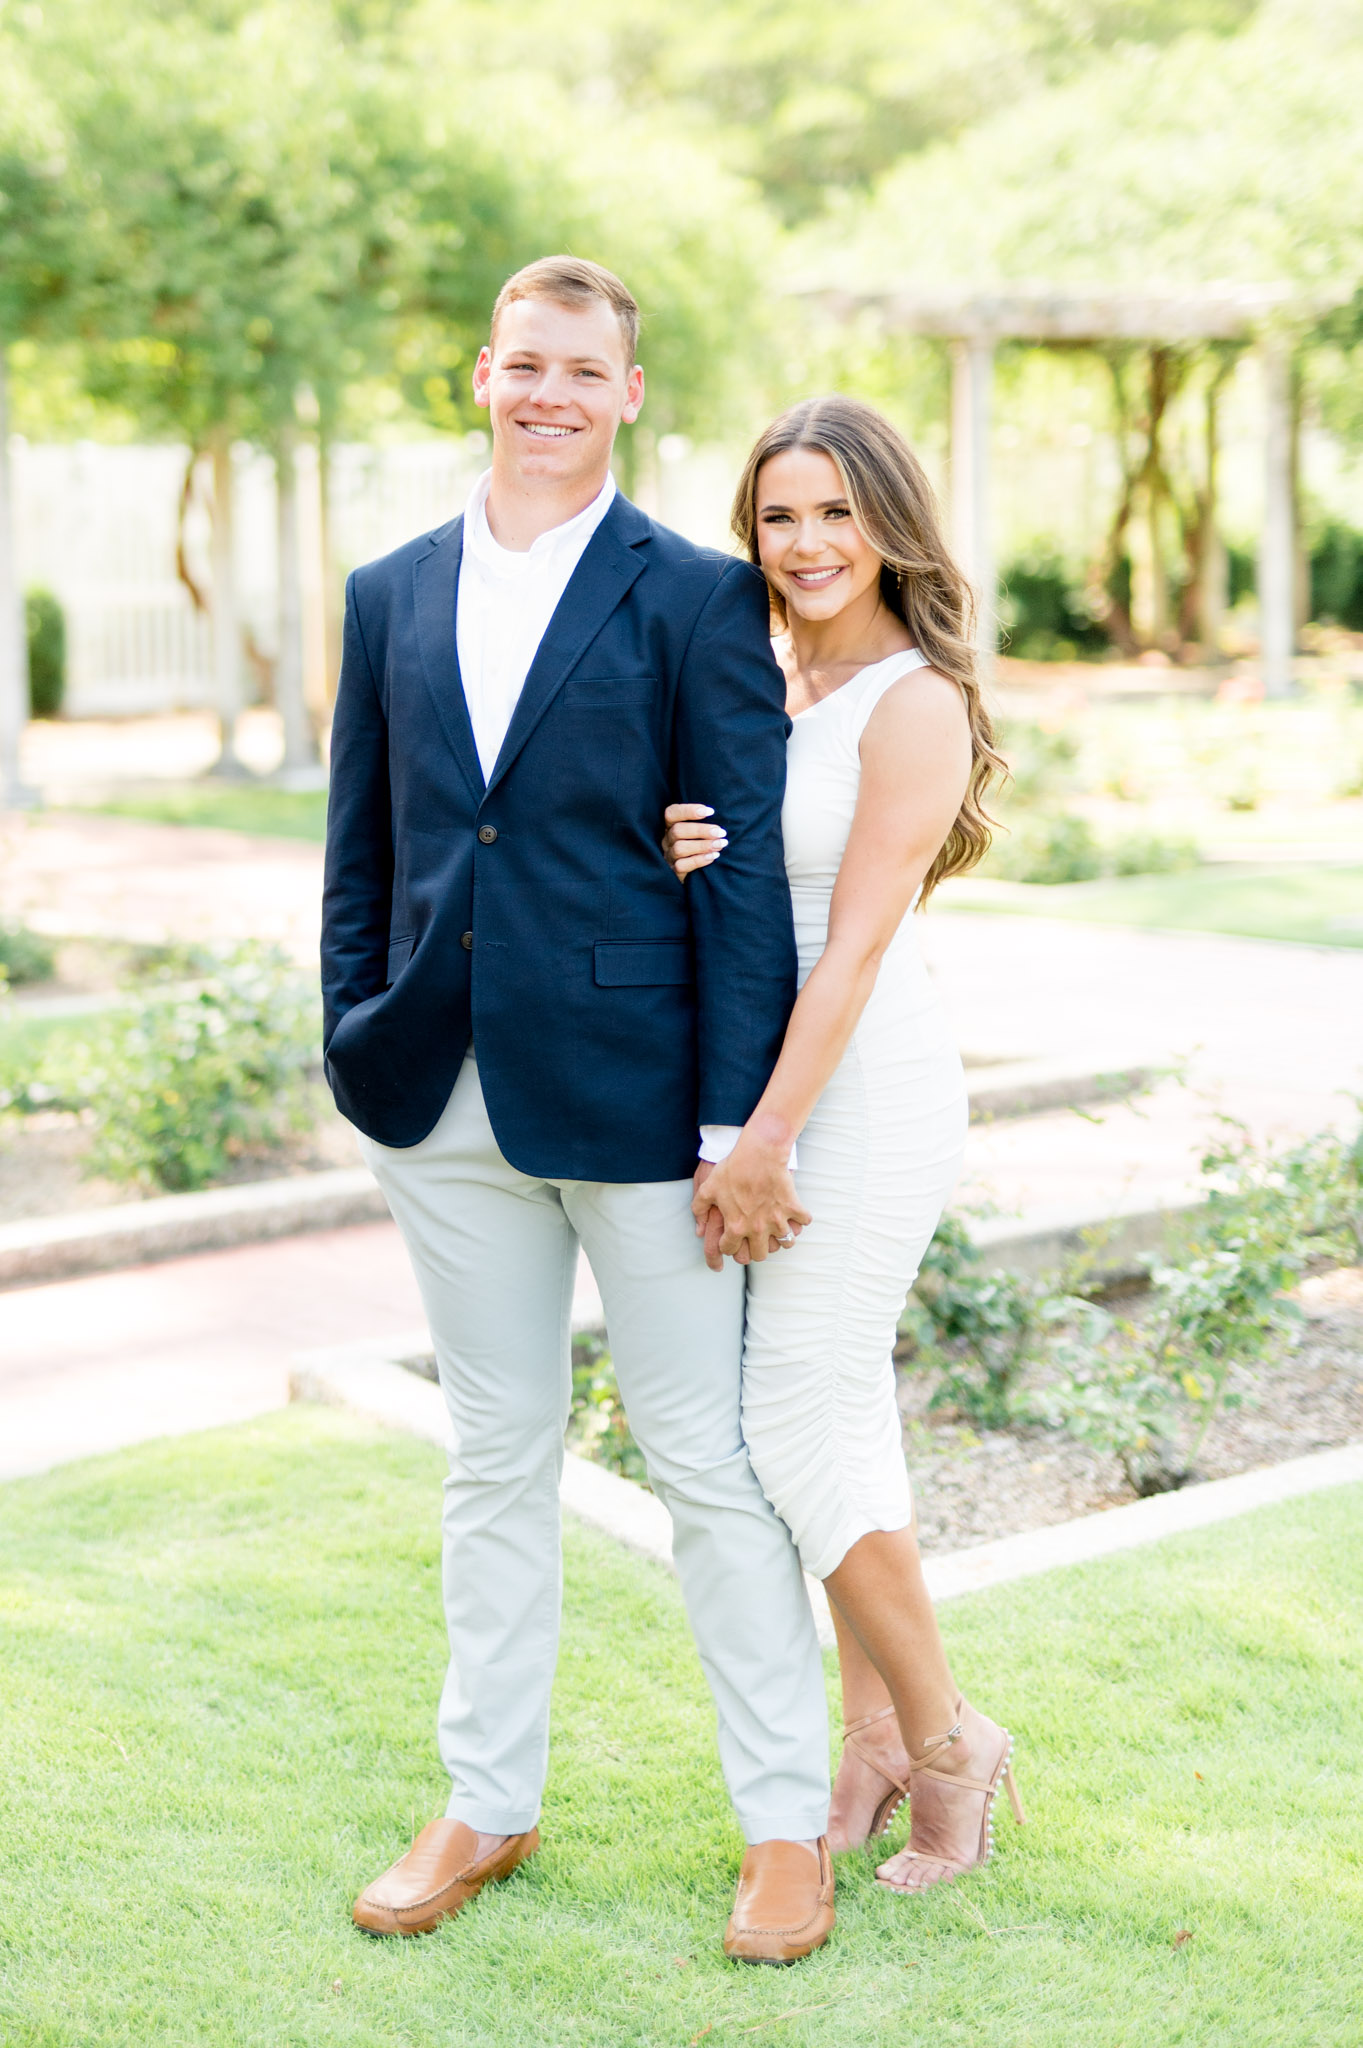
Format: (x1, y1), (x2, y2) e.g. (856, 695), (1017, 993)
(385, 934), (414, 987)
(563, 675), (656, 708)
(594, 940), (691, 987)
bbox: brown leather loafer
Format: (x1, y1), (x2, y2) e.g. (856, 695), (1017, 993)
(723, 1837), (835, 1964)
(352, 1819), (539, 1936)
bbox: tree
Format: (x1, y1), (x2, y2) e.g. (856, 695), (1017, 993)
(0, 37), (112, 804)
(32, 0), (415, 769)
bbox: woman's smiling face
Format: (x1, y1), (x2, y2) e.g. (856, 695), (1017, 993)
(753, 447), (884, 624)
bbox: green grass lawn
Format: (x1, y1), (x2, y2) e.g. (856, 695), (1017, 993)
(2, 1410), (1360, 2048)
(0, 1006), (92, 1070)
(91, 784), (329, 841)
(948, 862), (1363, 947)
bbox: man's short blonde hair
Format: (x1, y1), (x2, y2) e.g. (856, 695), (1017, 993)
(490, 257), (640, 368)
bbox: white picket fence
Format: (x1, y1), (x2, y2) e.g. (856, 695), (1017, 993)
(11, 435), (492, 718)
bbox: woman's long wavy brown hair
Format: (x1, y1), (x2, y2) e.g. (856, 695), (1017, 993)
(731, 395), (1004, 904)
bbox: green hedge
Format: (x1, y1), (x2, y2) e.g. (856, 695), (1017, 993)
(25, 587), (65, 719)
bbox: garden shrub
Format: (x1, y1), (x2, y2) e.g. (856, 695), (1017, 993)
(988, 718), (1199, 883)
(49, 945), (318, 1192)
(997, 550), (1109, 661)
(1018, 1120), (1363, 1489)
(25, 588), (65, 719)
(987, 811), (1104, 884)
(1309, 520), (1363, 630)
(567, 1333), (649, 1486)
(0, 922), (57, 988)
(901, 1119), (1362, 1491)
(1107, 830), (1200, 876)
(899, 1213), (1052, 1430)
(995, 718), (1079, 808)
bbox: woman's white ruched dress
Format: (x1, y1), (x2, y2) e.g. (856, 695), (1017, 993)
(740, 649), (969, 1580)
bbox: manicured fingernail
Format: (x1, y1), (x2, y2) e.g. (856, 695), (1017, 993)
(697, 806), (714, 817)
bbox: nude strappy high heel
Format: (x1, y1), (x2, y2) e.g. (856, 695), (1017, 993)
(839, 1705), (912, 1842)
(875, 1699), (1026, 1894)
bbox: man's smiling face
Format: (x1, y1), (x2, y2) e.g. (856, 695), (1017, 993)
(473, 296), (644, 493)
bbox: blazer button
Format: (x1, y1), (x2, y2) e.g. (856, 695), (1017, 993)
(460, 931), (473, 950)
(477, 824), (498, 844)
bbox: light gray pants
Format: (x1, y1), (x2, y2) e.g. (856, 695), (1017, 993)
(356, 1054), (830, 1843)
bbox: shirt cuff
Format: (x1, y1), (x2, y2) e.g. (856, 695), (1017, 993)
(698, 1124), (799, 1169)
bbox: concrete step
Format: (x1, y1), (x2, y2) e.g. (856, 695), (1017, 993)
(0, 1168), (390, 1290)
(967, 1054), (1156, 1122)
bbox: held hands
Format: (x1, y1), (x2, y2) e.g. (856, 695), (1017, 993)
(663, 803), (728, 881)
(692, 1133), (812, 1273)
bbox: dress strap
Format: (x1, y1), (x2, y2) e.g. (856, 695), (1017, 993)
(850, 649), (929, 745)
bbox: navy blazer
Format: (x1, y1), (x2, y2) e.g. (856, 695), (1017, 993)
(321, 490), (798, 1181)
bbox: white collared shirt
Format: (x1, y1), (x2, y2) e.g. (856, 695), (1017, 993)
(456, 466), (617, 782)
(455, 465), (754, 1170)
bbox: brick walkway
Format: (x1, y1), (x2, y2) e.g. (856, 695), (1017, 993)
(4, 804), (1360, 1477)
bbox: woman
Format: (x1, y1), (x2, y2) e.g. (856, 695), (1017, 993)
(664, 396), (1024, 1895)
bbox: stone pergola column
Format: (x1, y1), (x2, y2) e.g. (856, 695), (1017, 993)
(950, 335), (996, 677)
(1258, 335), (1295, 698)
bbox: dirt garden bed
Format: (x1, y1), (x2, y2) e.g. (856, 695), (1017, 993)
(0, 1084), (358, 1227)
(901, 1264), (1363, 1553)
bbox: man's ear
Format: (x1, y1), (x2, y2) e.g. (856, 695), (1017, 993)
(471, 345), (493, 410)
(621, 364), (645, 426)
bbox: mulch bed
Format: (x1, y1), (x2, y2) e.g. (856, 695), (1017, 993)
(0, 1086), (359, 1226)
(902, 1264), (1363, 1553)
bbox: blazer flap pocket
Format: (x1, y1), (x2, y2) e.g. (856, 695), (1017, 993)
(593, 940), (691, 987)
(563, 675), (656, 707)
(385, 934), (415, 985)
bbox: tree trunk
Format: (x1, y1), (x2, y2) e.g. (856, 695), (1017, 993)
(1140, 348), (1175, 647)
(0, 350), (36, 808)
(318, 433), (342, 715)
(275, 427), (317, 774)
(208, 427), (246, 774)
(1092, 348), (1142, 655)
(1178, 356), (1233, 651)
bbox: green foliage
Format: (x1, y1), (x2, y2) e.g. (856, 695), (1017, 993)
(821, 2), (1363, 298)
(989, 811), (1106, 883)
(1022, 1298), (1186, 1493)
(1225, 540), (1257, 606)
(988, 720), (1200, 882)
(901, 1213), (1052, 1429)
(1019, 1120), (1363, 1487)
(903, 1120), (1362, 1490)
(0, 921), (56, 989)
(35, 945), (318, 1192)
(1106, 829), (1200, 876)
(1310, 520), (1363, 630)
(998, 550), (1109, 661)
(24, 585), (65, 718)
(996, 718), (1081, 807)
(567, 1333), (649, 1487)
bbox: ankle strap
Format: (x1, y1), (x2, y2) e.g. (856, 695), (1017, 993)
(842, 1706), (898, 1741)
(908, 1722), (963, 1771)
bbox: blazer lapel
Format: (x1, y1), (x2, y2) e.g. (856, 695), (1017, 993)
(484, 501), (648, 796)
(411, 516), (485, 803)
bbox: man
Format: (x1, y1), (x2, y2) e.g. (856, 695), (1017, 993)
(322, 257), (833, 1962)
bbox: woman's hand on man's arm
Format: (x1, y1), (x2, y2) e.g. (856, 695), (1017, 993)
(662, 802), (728, 880)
